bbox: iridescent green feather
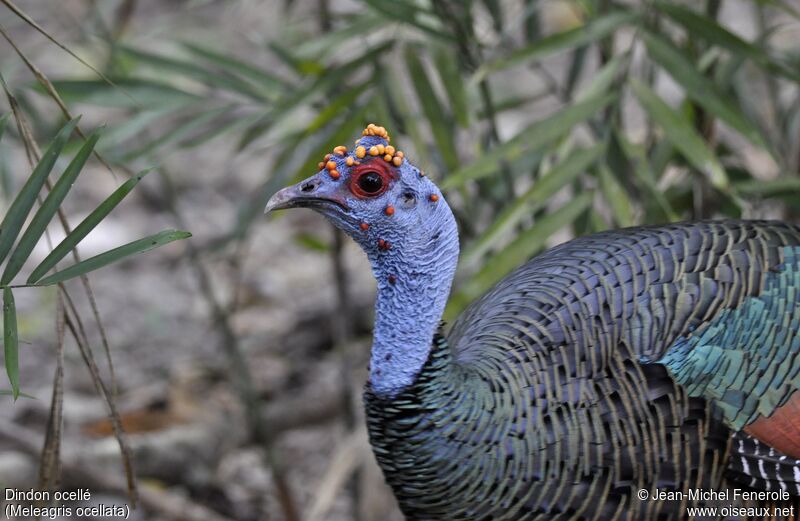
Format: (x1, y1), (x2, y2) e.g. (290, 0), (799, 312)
(660, 246), (800, 430)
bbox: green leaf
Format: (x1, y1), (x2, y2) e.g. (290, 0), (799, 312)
(36, 230), (191, 286)
(118, 46), (273, 101)
(477, 91), (551, 117)
(28, 169), (151, 284)
(268, 42), (326, 76)
(95, 109), (172, 153)
(434, 47), (470, 128)
(565, 45), (590, 98)
(47, 79), (199, 109)
(630, 79), (729, 191)
(2, 130), (101, 285)
(642, 31), (769, 150)
(305, 81), (372, 135)
(239, 42), (394, 151)
(462, 144), (604, 267)
(654, 2), (800, 82)
(475, 10), (637, 80)
(363, 0), (454, 41)
(0, 389), (35, 399)
(3, 287), (18, 400)
(0, 117), (80, 265)
(379, 63), (432, 169)
(733, 178), (800, 197)
(0, 113), (9, 143)
(290, 13), (387, 60)
(575, 52), (628, 102)
(597, 164), (633, 227)
(613, 131), (677, 220)
(443, 93), (615, 188)
(448, 192), (593, 317)
(182, 42), (288, 95)
(119, 106), (231, 162)
(405, 47), (459, 170)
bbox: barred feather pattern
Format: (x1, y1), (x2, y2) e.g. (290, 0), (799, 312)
(364, 221), (800, 520)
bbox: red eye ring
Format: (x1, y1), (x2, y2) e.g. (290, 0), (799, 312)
(349, 160), (396, 198)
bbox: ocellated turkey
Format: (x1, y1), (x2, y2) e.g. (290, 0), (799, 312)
(266, 125), (800, 520)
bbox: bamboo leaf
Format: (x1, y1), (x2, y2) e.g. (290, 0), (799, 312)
(630, 79), (729, 191)
(462, 144), (604, 266)
(117, 46), (273, 101)
(46, 79), (199, 109)
(475, 10), (637, 80)
(36, 230), (191, 286)
(268, 42), (325, 76)
(0, 117), (80, 265)
(27, 169), (152, 283)
(363, 0), (454, 41)
(654, 2), (800, 82)
(239, 42), (394, 151)
(119, 106), (231, 162)
(598, 164), (633, 227)
(182, 42), (288, 95)
(448, 192), (593, 317)
(0, 389), (35, 399)
(95, 109), (172, 153)
(379, 63), (432, 169)
(3, 287), (18, 400)
(405, 47), (459, 170)
(642, 31), (769, 149)
(733, 178), (800, 197)
(443, 93), (615, 188)
(290, 13), (387, 60)
(434, 47), (470, 128)
(305, 81), (372, 134)
(0, 113), (9, 143)
(613, 130), (677, 220)
(575, 52), (628, 102)
(2, 130), (100, 285)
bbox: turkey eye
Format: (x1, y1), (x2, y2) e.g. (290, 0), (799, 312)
(349, 161), (393, 198)
(358, 172), (384, 194)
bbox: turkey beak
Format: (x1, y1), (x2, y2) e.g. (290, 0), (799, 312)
(265, 175), (349, 214)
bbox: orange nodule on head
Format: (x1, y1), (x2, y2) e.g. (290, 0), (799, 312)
(362, 123), (390, 142)
(744, 390), (800, 458)
(354, 125), (408, 168)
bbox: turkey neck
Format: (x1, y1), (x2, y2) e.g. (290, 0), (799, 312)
(366, 203), (459, 399)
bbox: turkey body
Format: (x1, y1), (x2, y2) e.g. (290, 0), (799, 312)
(364, 220), (800, 520)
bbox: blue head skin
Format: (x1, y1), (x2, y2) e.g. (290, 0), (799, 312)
(266, 125), (459, 398)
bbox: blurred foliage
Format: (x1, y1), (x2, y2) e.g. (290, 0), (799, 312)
(0, 115), (190, 398)
(5, 0), (800, 323)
